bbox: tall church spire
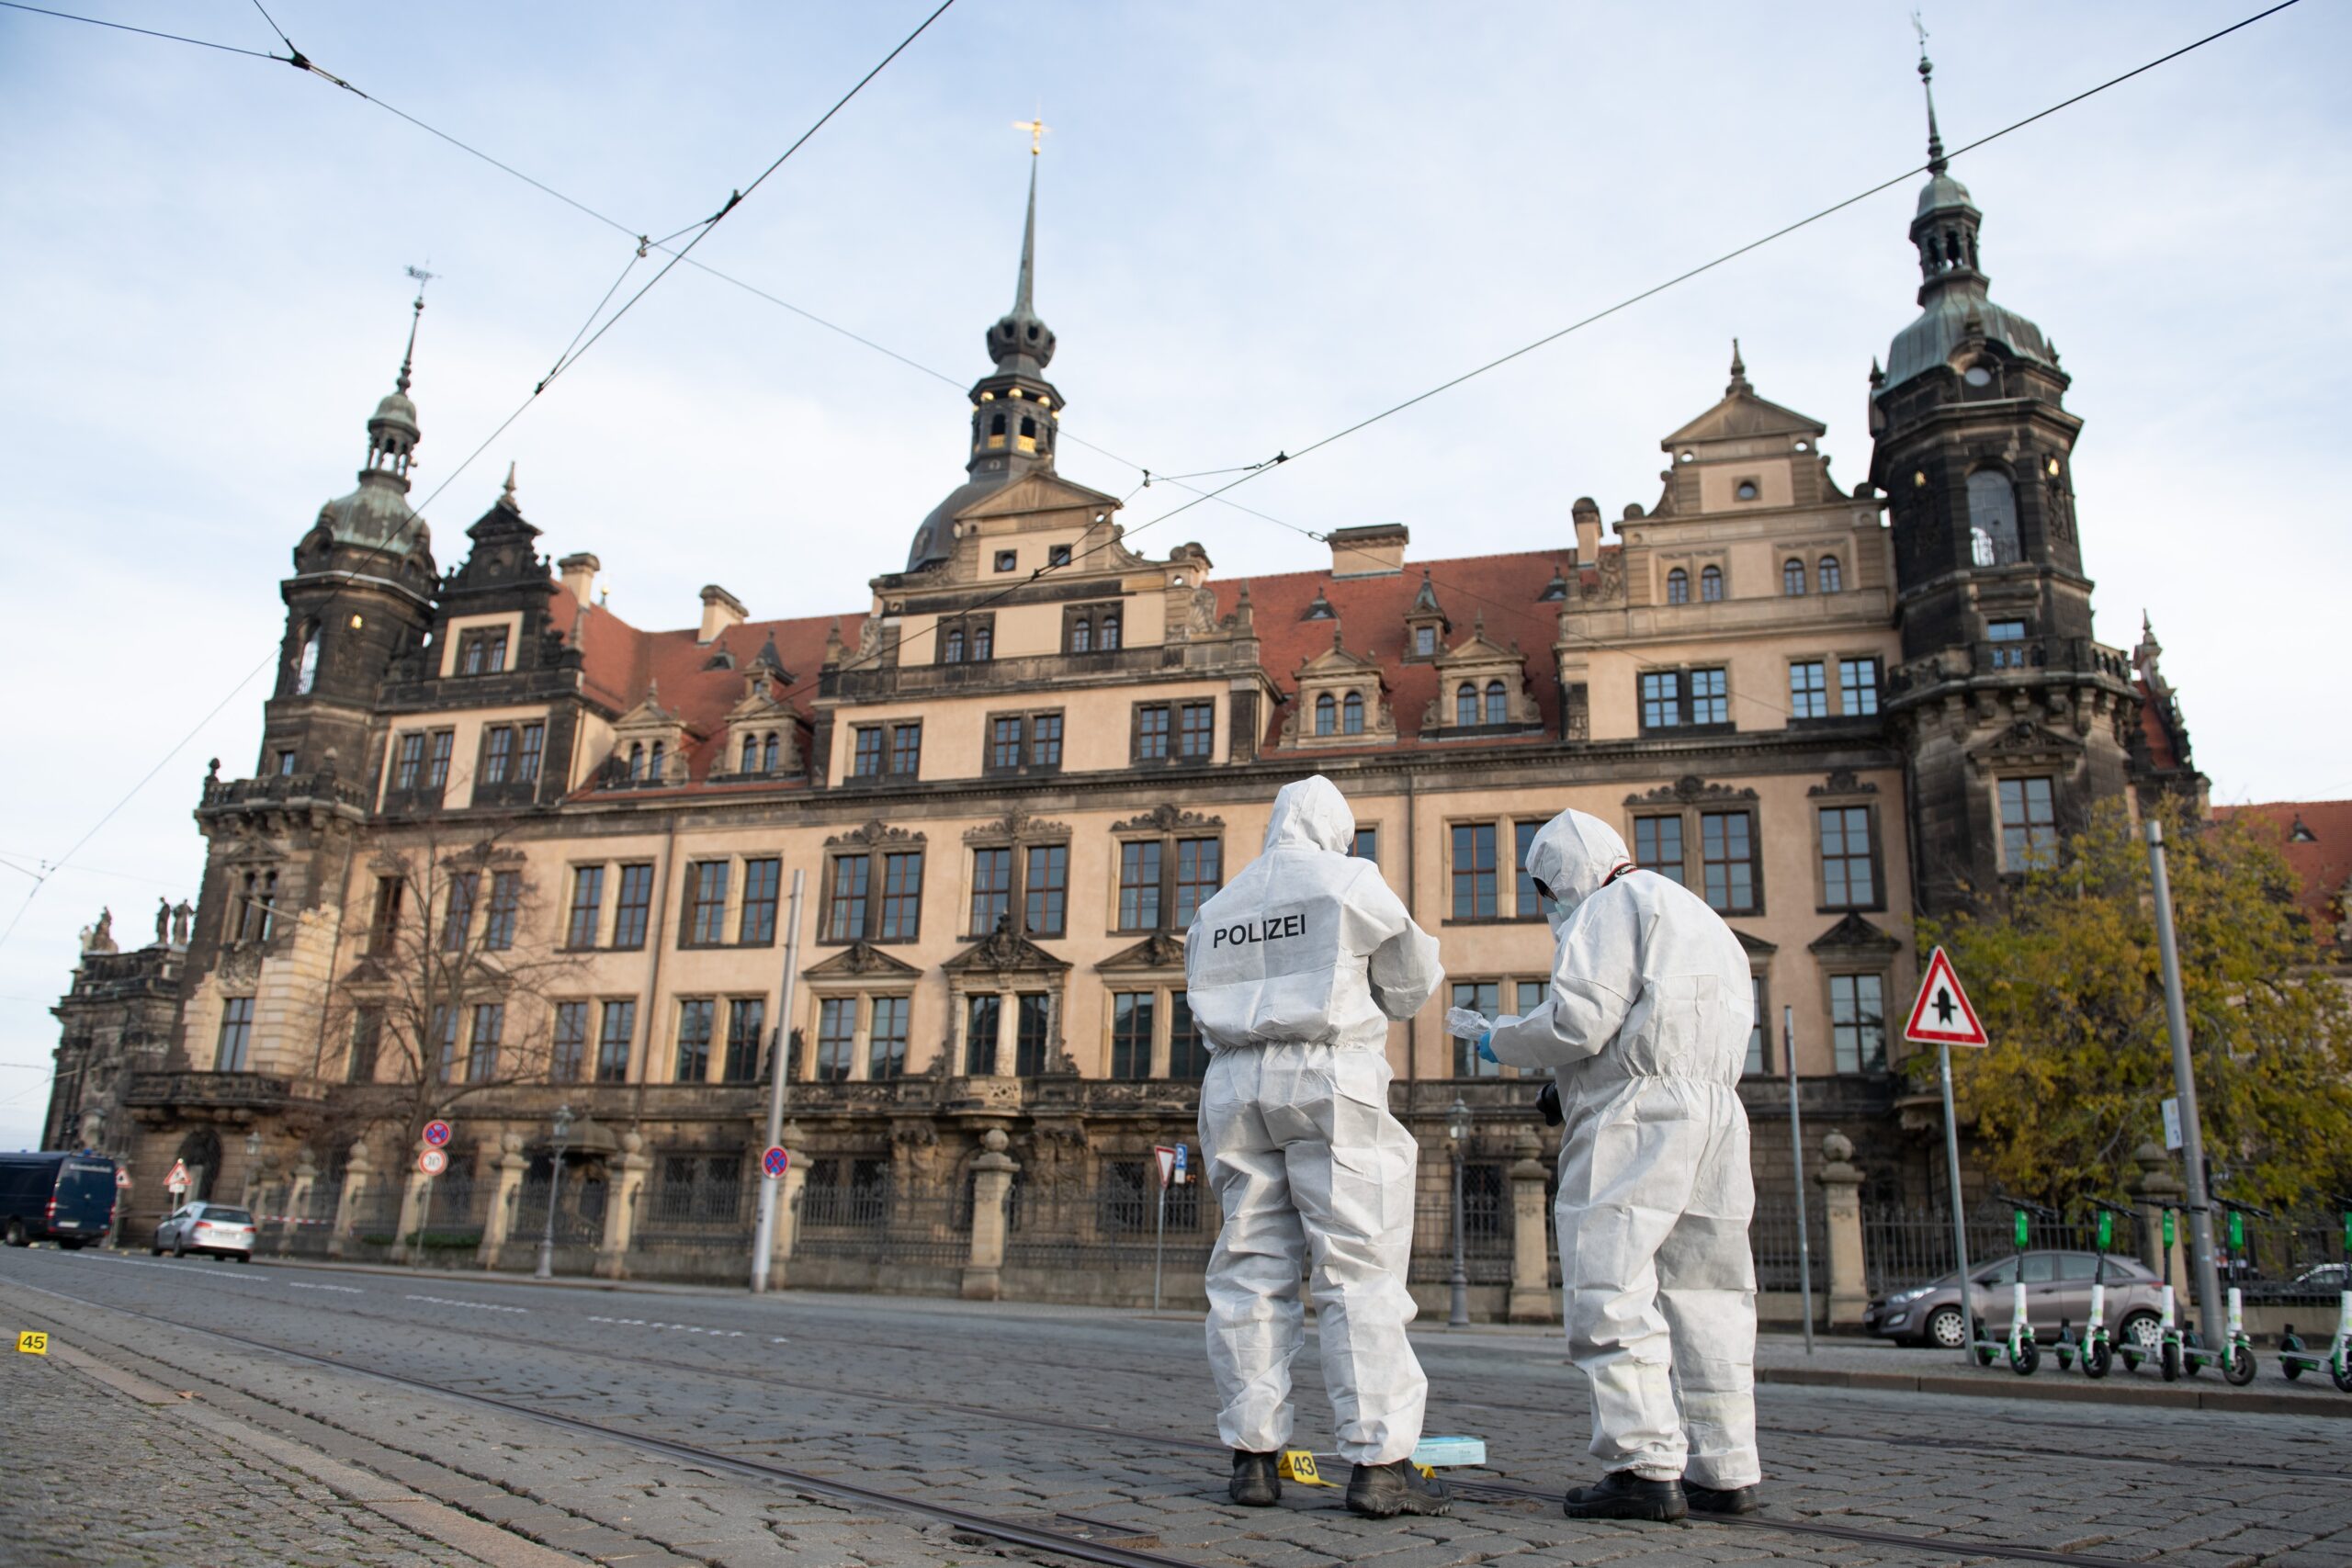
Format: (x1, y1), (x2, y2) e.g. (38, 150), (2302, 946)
(1918, 39), (1947, 175)
(985, 159), (1056, 378)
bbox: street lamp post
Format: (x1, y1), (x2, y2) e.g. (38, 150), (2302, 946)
(535, 1104), (573, 1282)
(1446, 1095), (1473, 1328)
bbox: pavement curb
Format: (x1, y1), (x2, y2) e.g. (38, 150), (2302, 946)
(1758, 1361), (2352, 1416)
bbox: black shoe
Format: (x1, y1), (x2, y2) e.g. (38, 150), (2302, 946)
(1228, 1450), (1282, 1507)
(1346, 1459), (1453, 1518)
(1684, 1482), (1759, 1515)
(1563, 1470), (1687, 1521)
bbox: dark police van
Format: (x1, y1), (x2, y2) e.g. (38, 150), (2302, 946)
(0, 1151), (120, 1248)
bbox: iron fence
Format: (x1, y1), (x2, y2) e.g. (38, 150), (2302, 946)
(1003, 1176), (1215, 1277)
(793, 1176), (968, 1269)
(2228, 1213), (2351, 1304)
(1409, 1161), (1512, 1286)
(1748, 1197), (1827, 1296)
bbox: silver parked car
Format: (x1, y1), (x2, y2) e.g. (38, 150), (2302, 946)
(152, 1201), (256, 1262)
(1864, 1250), (2167, 1350)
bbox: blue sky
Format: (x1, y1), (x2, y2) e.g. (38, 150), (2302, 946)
(2, 0), (2345, 1148)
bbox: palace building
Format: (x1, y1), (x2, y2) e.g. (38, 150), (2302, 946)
(48, 84), (2200, 1309)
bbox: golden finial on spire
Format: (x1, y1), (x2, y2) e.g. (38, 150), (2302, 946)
(1012, 113), (1049, 157)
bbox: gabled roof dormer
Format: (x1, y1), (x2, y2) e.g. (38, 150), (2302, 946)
(718, 637), (803, 779)
(1401, 570), (1451, 661)
(1279, 623), (1395, 749)
(605, 682), (699, 787)
(1426, 614), (1539, 735)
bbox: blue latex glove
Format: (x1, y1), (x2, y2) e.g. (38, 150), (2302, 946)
(1476, 1031), (1496, 1064)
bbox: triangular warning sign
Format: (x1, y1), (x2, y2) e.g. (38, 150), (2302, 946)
(1903, 945), (1989, 1047)
(1153, 1145), (1177, 1187)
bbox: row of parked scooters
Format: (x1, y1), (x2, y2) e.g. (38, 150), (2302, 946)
(1967, 1195), (2352, 1391)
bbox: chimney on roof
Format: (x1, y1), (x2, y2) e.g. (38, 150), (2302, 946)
(1572, 498), (1602, 567)
(699, 584), (747, 645)
(558, 552), (600, 607)
(1328, 523), (1408, 579)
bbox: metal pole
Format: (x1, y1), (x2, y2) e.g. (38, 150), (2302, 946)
(413, 1173), (434, 1269)
(1783, 1006), (1814, 1354)
(535, 1134), (566, 1280)
(1153, 1176), (1168, 1313)
(1448, 1142), (1471, 1329)
(2147, 819), (2226, 1345)
(1938, 1041), (1974, 1365)
(751, 869), (808, 1294)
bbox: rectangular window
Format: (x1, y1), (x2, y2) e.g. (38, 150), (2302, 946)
(1135, 704), (1170, 761)
(970, 846), (1013, 935)
(368, 875), (403, 953)
(277, 750), (296, 776)
(1030, 712), (1062, 767)
(516, 722), (545, 783)
(595, 1000), (635, 1082)
(673, 998), (714, 1082)
(889, 723), (922, 777)
(868, 996), (909, 1080)
(723, 998), (764, 1083)
(1117, 840), (1163, 931)
(468, 1003), (504, 1083)
(393, 733), (425, 791)
(1746, 976), (1769, 1076)
(1640, 671), (1681, 730)
(1450, 981), (1501, 1077)
(1176, 700), (1216, 759)
(990, 716), (1024, 771)
(852, 727), (884, 778)
(1633, 816), (1685, 885)
(347, 1007), (381, 1084)
(877, 851), (923, 941)
(815, 998), (855, 1083)
(739, 858), (780, 945)
(442, 873), (478, 953)
(1838, 659), (1880, 716)
(1998, 776), (2058, 870)
(1690, 668), (1728, 726)
(1789, 660), (1827, 720)
(1168, 992), (1210, 1080)
(482, 725), (514, 784)
(1988, 619), (2029, 671)
(826, 854), (870, 941)
(1111, 991), (1155, 1080)
(482, 870), (521, 951)
(965, 994), (1001, 1076)
(1351, 827), (1378, 863)
(1701, 810), (1758, 914)
(1819, 806), (1877, 908)
(1516, 978), (1547, 1016)
(1830, 974), (1886, 1074)
(1025, 843), (1069, 937)
(685, 860), (729, 945)
(612, 863), (654, 949)
(566, 865), (604, 949)
(431, 1004), (458, 1083)
(550, 1001), (588, 1083)
(1014, 992), (1051, 1077)
(215, 997), (254, 1072)
(1451, 823), (1498, 919)
(426, 729), (454, 788)
(1514, 819), (1544, 919)
(1174, 838), (1222, 927)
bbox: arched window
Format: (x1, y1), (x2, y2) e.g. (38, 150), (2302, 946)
(1967, 469), (2021, 566)
(1019, 415), (1036, 438)
(1700, 565), (1724, 602)
(649, 741), (666, 780)
(1100, 613), (1122, 650)
(972, 623), (992, 660)
(1342, 691), (1364, 734)
(1071, 617), (1091, 653)
(1782, 558), (1806, 596)
(1485, 680), (1508, 726)
(1456, 682), (1478, 726)
(741, 735), (758, 773)
(763, 732), (780, 773)
(1666, 569), (1690, 604)
(293, 623), (320, 694)
(1817, 555), (1843, 593)
(944, 627), (966, 663)
(1315, 693), (1336, 736)
(627, 742), (644, 781)
(989, 412), (1007, 437)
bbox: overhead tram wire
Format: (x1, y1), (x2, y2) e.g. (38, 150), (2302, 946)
(0, 0), (276, 58)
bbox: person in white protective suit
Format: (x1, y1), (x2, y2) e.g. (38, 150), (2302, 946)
(1454, 807), (1759, 1521)
(1185, 774), (1452, 1518)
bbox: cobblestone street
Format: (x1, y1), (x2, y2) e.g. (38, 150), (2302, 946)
(4, 1247), (2351, 1568)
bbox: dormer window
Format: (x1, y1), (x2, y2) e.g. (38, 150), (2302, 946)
(1415, 625), (1435, 656)
(458, 626), (508, 675)
(1343, 692), (1364, 735)
(1484, 681), (1507, 725)
(1316, 693), (1336, 736)
(741, 735), (759, 773)
(1667, 569), (1690, 605)
(1455, 683), (1477, 726)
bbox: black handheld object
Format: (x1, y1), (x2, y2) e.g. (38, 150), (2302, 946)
(1538, 1080), (1563, 1127)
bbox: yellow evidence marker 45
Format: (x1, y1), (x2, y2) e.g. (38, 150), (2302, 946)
(17, 1331), (49, 1355)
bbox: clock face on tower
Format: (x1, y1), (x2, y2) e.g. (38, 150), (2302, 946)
(1962, 365), (1993, 388)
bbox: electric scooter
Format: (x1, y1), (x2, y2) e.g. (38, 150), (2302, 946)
(2118, 1199), (2186, 1381)
(2180, 1197), (2264, 1386)
(2278, 1198), (2352, 1393)
(2072, 1196), (2137, 1379)
(1970, 1194), (2056, 1376)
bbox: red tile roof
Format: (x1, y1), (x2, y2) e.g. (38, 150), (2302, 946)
(2214, 799), (2352, 943)
(2135, 678), (2183, 772)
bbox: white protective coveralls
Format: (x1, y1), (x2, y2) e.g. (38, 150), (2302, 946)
(1485, 808), (1760, 1489)
(1186, 774), (1445, 1464)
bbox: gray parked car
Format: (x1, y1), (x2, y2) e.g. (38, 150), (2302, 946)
(152, 1201), (256, 1262)
(1864, 1250), (2166, 1350)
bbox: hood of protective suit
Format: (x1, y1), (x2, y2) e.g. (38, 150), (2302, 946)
(1261, 774), (1356, 856)
(1523, 808), (1634, 919)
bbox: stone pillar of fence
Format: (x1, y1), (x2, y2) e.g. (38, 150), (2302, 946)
(1507, 1127), (1555, 1324)
(391, 1149), (432, 1264)
(596, 1130), (650, 1280)
(1816, 1130), (1866, 1327)
(963, 1129), (1019, 1303)
(284, 1146), (316, 1233)
(477, 1132), (528, 1270)
(329, 1139), (370, 1259)
(2129, 1139), (2187, 1281)
(766, 1121), (810, 1289)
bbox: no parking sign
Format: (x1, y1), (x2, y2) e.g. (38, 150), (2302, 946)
(762, 1145), (791, 1179)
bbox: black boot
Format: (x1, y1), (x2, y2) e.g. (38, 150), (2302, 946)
(1228, 1450), (1282, 1507)
(1684, 1481), (1760, 1515)
(1563, 1470), (1687, 1521)
(1346, 1459), (1453, 1518)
